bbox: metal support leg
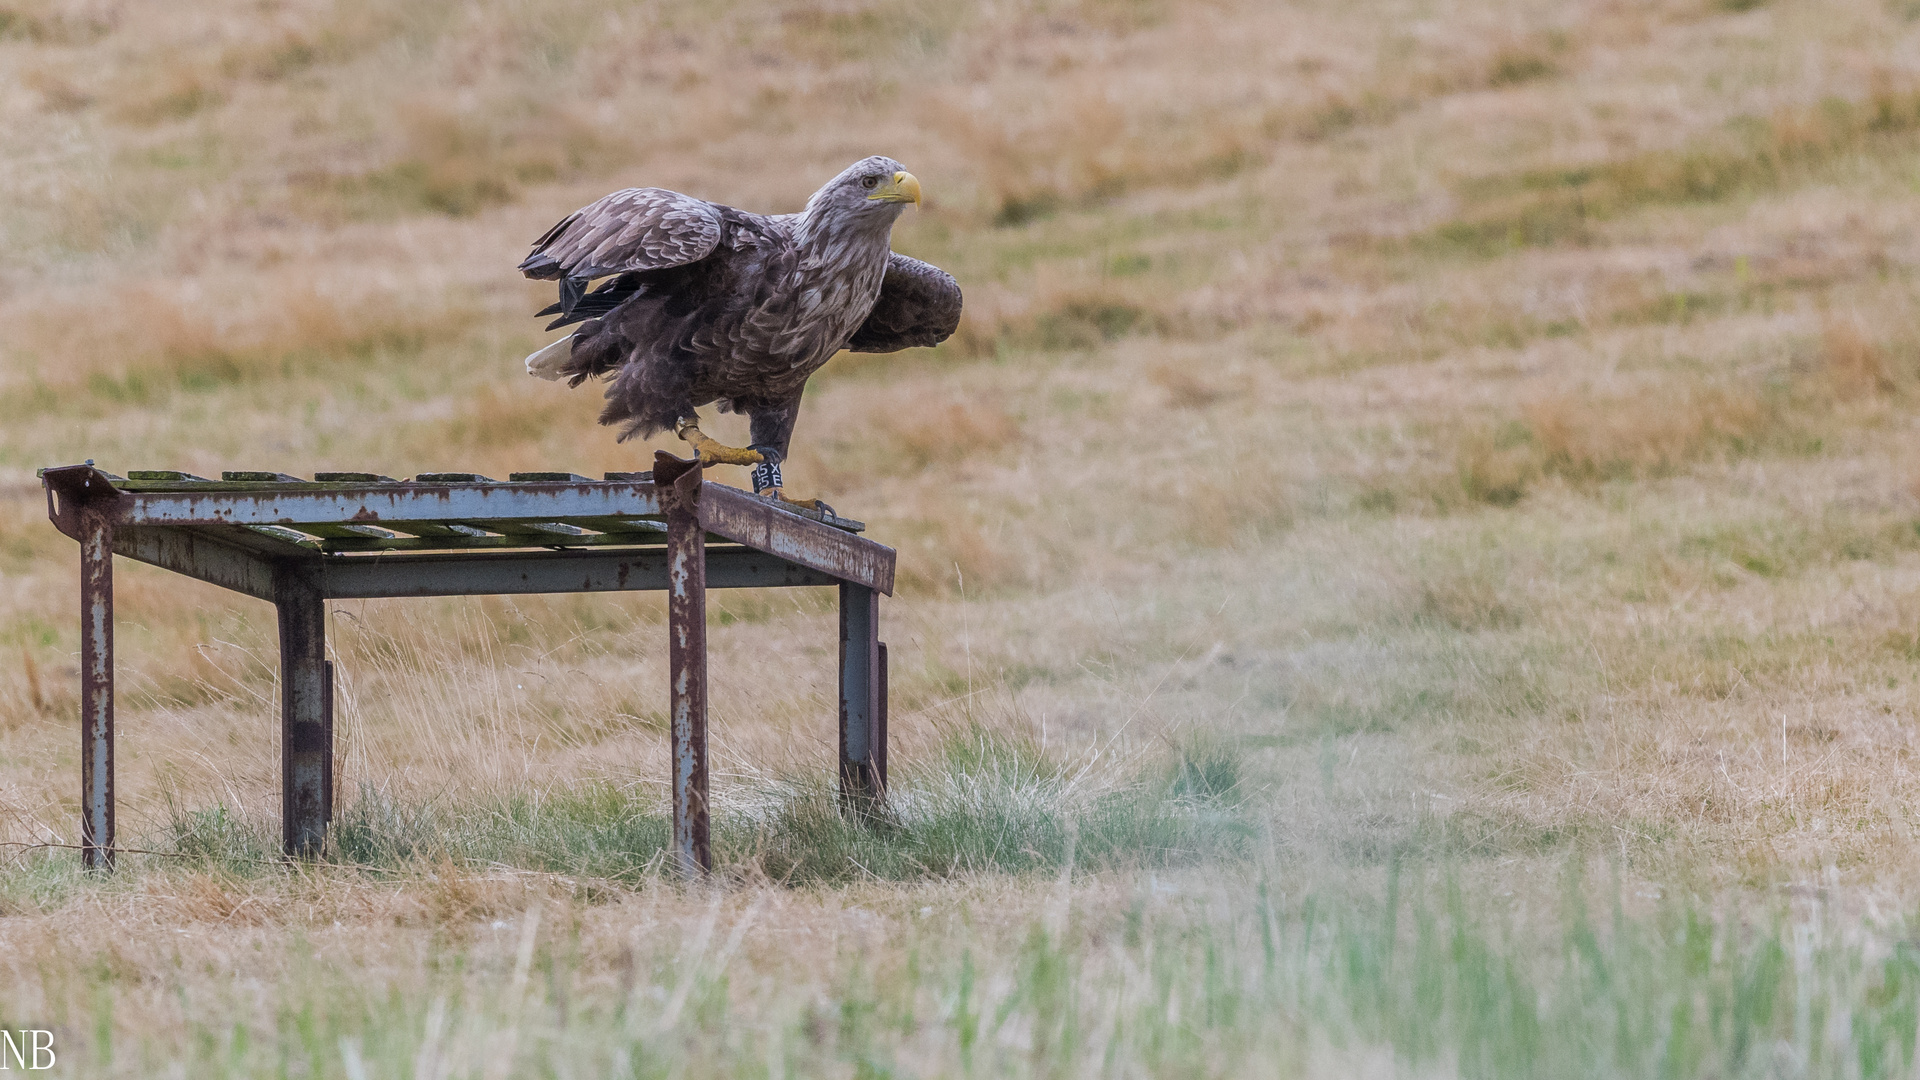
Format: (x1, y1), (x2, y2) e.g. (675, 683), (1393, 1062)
(658, 451), (710, 876)
(839, 582), (883, 809)
(276, 571), (332, 857)
(78, 507), (114, 870)
(877, 642), (888, 790)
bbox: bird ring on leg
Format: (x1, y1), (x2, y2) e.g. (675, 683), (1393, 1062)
(750, 455), (782, 495)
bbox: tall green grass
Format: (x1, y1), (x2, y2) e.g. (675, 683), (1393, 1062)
(14, 731), (1920, 1077)
(17, 862), (1920, 1079)
(23, 735), (1915, 1077)
(158, 724), (1252, 884)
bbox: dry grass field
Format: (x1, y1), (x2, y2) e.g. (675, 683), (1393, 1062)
(12, 0), (1920, 1074)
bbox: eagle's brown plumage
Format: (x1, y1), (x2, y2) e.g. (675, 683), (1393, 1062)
(518, 157), (961, 499)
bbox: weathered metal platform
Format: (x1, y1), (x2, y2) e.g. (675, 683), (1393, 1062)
(40, 452), (894, 875)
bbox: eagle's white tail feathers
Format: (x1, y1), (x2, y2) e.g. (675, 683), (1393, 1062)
(524, 335), (576, 381)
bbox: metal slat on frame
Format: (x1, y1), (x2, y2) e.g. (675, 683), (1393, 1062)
(113, 485), (667, 529)
(309, 529), (670, 555)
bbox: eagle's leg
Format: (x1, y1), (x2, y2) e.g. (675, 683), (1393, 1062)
(673, 418), (764, 468)
(742, 395), (834, 514)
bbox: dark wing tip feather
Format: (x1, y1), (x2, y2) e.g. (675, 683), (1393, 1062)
(518, 253), (565, 280)
(540, 274), (646, 330)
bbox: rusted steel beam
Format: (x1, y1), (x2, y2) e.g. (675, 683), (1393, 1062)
(275, 570), (332, 858)
(107, 483), (665, 529)
(315, 546), (836, 599)
(42, 465), (123, 541)
(700, 484), (896, 595)
(877, 642), (889, 790)
(78, 504), (115, 870)
(658, 451), (711, 876)
(839, 583), (884, 809)
(113, 526), (279, 602)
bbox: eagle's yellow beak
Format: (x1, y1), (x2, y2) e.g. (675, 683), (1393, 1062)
(868, 170), (922, 206)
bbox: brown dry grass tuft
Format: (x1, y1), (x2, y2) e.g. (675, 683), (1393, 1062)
(326, 100), (628, 218)
(1449, 373), (1803, 507)
(0, 1), (116, 45)
(1426, 75), (1920, 255)
(19, 66), (91, 111)
(436, 385), (574, 451)
(1417, 567), (1523, 632)
(1819, 320), (1899, 399)
(874, 398), (1020, 473)
(11, 282), (468, 401)
(1524, 384), (1774, 480)
(1149, 362), (1230, 409)
(1168, 462), (1295, 549)
(1486, 38), (1560, 87)
(113, 62), (226, 125)
(949, 91), (1254, 226)
(889, 506), (1027, 596)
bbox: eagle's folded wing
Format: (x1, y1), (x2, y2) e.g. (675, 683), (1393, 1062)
(844, 253), (964, 353)
(518, 188), (724, 281)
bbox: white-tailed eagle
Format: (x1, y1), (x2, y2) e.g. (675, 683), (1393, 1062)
(518, 156), (963, 507)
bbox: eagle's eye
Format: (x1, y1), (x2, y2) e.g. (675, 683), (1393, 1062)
(860, 175), (880, 189)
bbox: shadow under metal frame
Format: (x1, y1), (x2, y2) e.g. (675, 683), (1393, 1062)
(39, 452), (895, 877)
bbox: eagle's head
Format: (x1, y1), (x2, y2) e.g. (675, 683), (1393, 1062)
(802, 156), (922, 232)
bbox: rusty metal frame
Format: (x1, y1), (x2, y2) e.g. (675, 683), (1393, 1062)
(40, 454), (895, 874)
(839, 582), (883, 810)
(656, 454), (711, 876)
(78, 499), (115, 870)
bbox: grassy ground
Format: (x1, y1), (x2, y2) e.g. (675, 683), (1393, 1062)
(8, 0), (1920, 1074)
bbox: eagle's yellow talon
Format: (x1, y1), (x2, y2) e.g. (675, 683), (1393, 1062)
(768, 488), (833, 515)
(676, 423), (764, 468)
